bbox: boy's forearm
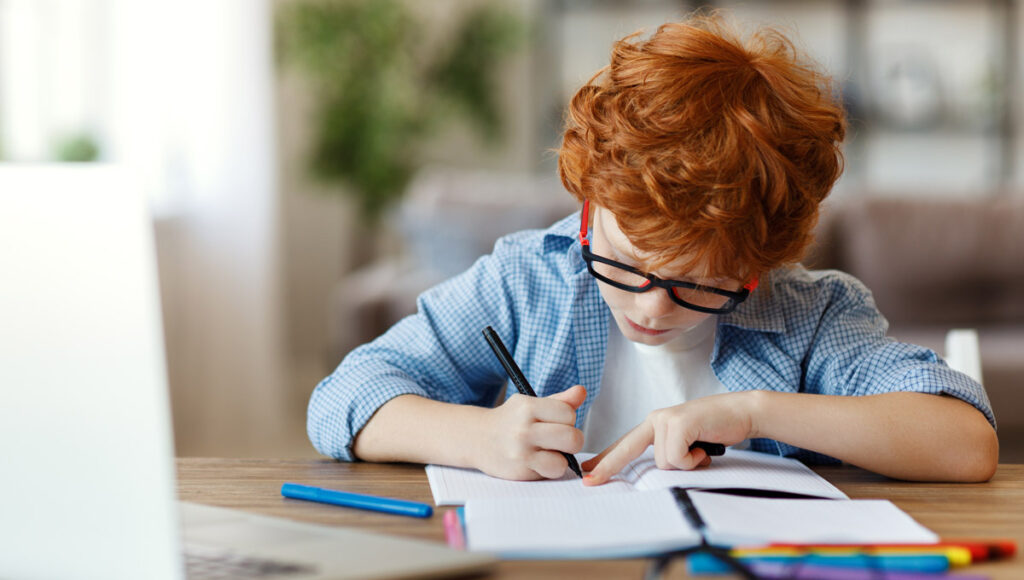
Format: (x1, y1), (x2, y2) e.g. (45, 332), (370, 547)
(748, 390), (998, 482)
(351, 394), (489, 468)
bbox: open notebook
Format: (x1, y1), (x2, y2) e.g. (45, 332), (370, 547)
(464, 488), (939, 559)
(427, 448), (847, 505)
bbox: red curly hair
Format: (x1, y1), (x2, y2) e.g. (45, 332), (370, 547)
(558, 13), (846, 281)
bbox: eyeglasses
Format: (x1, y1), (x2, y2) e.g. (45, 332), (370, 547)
(579, 200), (757, 315)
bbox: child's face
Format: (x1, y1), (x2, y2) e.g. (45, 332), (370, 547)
(591, 206), (743, 346)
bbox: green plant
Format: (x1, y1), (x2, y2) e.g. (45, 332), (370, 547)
(55, 132), (100, 162)
(276, 0), (524, 219)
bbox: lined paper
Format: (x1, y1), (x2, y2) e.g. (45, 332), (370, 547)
(427, 449), (846, 505)
(627, 450), (847, 499)
(426, 456), (633, 506)
(690, 490), (939, 545)
(463, 489), (937, 558)
(465, 489), (700, 558)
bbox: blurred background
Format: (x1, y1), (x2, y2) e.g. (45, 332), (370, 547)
(2, 0), (1022, 460)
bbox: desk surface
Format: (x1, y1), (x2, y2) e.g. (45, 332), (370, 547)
(177, 459), (1024, 579)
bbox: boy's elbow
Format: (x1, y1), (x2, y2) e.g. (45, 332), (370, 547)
(970, 426), (999, 482)
(955, 421), (999, 483)
(306, 387), (356, 462)
(307, 418), (356, 462)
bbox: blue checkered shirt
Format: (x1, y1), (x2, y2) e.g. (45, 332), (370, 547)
(308, 213), (995, 463)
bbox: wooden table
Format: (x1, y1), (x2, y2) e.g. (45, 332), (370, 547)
(177, 459), (1024, 579)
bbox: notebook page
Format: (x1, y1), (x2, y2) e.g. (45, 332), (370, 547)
(464, 489), (700, 558)
(426, 455), (633, 506)
(629, 449), (847, 499)
(690, 490), (939, 545)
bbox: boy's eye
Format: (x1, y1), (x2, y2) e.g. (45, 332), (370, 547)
(672, 286), (729, 308)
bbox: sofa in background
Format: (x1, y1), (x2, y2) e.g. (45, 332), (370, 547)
(805, 194), (1024, 461)
(328, 169), (576, 367)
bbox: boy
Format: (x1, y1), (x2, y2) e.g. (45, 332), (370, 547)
(308, 14), (997, 484)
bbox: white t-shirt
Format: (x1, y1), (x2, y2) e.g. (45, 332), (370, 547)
(582, 314), (730, 453)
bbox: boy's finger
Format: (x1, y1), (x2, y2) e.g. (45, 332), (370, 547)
(582, 422), (654, 486)
(530, 450), (573, 480)
(580, 421), (636, 470)
(528, 422), (584, 454)
(547, 384), (587, 409)
(530, 397), (580, 425)
(580, 432), (625, 471)
(531, 385), (587, 425)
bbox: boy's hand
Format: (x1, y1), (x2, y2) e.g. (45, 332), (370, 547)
(476, 385), (587, 480)
(581, 392), (754, 486)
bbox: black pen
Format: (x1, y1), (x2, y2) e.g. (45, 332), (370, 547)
(690, 441), (726, 456)
(482, 326), (584, 478)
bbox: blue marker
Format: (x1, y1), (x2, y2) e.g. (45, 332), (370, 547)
(687, 552), (951, 575)
(281, 483), (433, 518)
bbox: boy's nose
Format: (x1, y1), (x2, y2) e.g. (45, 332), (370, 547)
(634, 287), (677, 319)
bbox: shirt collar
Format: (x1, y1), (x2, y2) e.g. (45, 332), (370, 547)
(719, 274), (787, 333)
(544, 211), (587, 274)
(542, 211), (581, 252)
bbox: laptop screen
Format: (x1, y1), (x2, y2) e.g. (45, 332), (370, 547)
(0, 165), (184, 579)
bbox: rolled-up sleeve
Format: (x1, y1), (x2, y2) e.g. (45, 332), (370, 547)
(307, 243), (522, 461)
(804, 273), (996, 428)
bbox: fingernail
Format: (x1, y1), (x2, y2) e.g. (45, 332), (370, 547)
(582, 474), (596, 485)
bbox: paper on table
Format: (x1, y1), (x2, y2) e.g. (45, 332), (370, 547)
(627, 449), (847, 499)
(465, 488), (700, 558)
(690, 490), (940, 546)
(426, 455), (633, 506)
(427, 448), (846, 506)
(463, 489), (938, 559)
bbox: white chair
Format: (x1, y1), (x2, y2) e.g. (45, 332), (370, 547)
(944, 328), (983, 384)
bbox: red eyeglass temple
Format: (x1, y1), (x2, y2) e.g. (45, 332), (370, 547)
(580, 200), (591, 246)
(581, 199), (760, 292)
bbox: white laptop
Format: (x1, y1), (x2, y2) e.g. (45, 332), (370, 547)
(0, 165), (495, 580)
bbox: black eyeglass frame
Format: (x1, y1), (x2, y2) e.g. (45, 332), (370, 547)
(578, 200), (757, 315)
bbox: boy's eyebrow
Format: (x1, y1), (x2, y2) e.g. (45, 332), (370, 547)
(607, 237), (637, 263)
(599, 210), (728, 287)
(617, 245), (710, 285)
(622, 245), (727, 287)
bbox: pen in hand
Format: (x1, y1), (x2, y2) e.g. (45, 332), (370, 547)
(691, 441), (726, 456)
(482, 325), (584, 479)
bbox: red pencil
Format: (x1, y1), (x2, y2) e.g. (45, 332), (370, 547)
(940, 539), (1017, 561)
(766, 540), (1016, 563)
